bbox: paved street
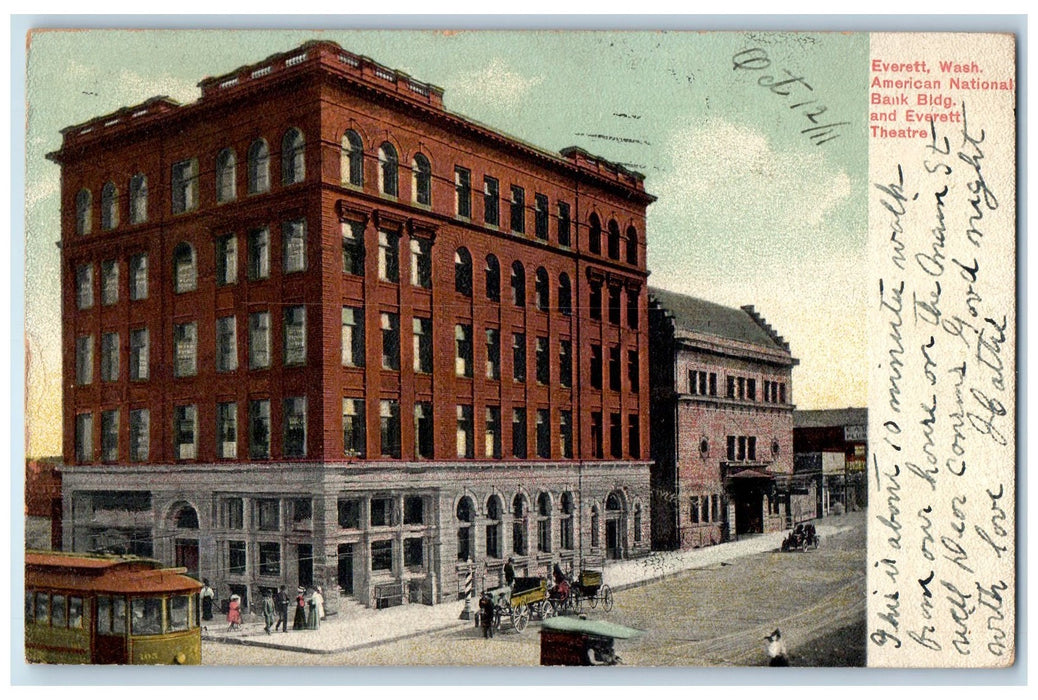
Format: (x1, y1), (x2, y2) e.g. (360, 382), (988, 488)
(203, 510), (865, 667)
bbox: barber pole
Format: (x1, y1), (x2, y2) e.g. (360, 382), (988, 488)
(459, 562), (474, 621)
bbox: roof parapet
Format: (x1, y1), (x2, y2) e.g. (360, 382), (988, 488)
(741, 304), (791, 353)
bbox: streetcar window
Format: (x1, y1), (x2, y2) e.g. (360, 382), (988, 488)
(131, 598), (163, 636)
(170, 595), (190, 631)
(25, 590), (34, 623)
(34, 592), (50, 626)
(69, 596), (84, 629)
(113, 597), (127, 635)
(52, 594), (67, 628)
(97, 596), (112, 633)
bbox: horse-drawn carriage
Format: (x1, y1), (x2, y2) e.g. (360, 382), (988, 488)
(481, 576), (554, 633)
(571, 569), (614, 612)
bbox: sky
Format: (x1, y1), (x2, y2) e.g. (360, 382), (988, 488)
(22, 28), (869, 457)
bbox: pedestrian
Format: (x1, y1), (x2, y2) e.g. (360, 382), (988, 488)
(293, 587), (307, 630)
(275, 585), (290, 633)
(226, 594), (242, 631)
(262, 590), (275, 635)
(307, 587), (319, 630)
(314, 586), (325, 621)
(504, 557), (516, 587)
(200, 579), (215, 622)
(478, 592), (495, 639)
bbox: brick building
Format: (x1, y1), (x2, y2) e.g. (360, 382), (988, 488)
(793, 408), (868, 517)
(48, 41), (654, 612)
(25, 457), (63, 550)
(648, 288), (798, 550)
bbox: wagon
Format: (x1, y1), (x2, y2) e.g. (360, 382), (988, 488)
(484, 577), (551, 633)
(571, 569), (614, 613)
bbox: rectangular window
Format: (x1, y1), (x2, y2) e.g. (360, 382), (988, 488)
(250, 399), (271, 459)
(454, 324), (473, 378)
(535, 336), (550, 385)
(557, 201), (571, 247)
(371, 540), (393, 571)
(412, 317), (433, 374)
(559, 339), (572, 388)
(341, 220), (365, 275)
(216, 402), (237, 459)
(129, 408), (149, 461)
(76, 264), (94, 309)
(534, 193), (549, 240)
(223, 498), (244, 529)
(738, 377), (746, 400)
(512, 333), (526, 382)
(627, 289), (639, 329)
(282, 219), (306, 273)
(129, 254), (148, 300)
(404, 496), (424, 525)
(727, 376), (736, 399)
(483, 176), (499, 226)
(690, 498), (700, 524)
(414, 402), (433, 459)
(370, 497), (394, 527)
(283, 397), (307, 457)
(560, 410), (573, 458)
(75, 413), (93, 461)
(174, 322), (197, 377)
(171, 158), (198, 213)
(174, 404), (197, 460)
(410, 238), (432, 288)
(727, 435), (737, 461)
(380, 399), (401, 458)
(610, 413), (622, 458)
(341, 307), (365, 368)
(456, 404), (474, 458)
(609, 345), (621, 391)
(629, 414), (641, 459)
(381, 312), (400, 371)
(738, 436), (747, 461)
(710, 372), (718, 396)
(216, 234), (238, 285)
(485, 328), (500, 380)
(249, 312), (271, 369)
(510, 185), (525, 233)
(101, 260), (118, 306)
(485, 406), (502, 458)
(259, 542), (281, 576)
(748, 436), (757, 462)
(455, 167), (471, 219)
(342, 398), (366, 457)
(229, 541), (246, 575)
(589, 283), (601, 321)
(101, 409), (118, 462)
(99, 332), (120, 380)
(512, 408), (527, 459)
(780, 383), (787, 403)
(590, 344), (602, 389)
(248, 227), (270, 280)
(591, 412), (603, 458)
(216, 317), (237, 372)
(404, 537), (423, 568)
(378, 230), (399, 282)
(628, 350), (639, 392)
(76, 335), (93, 385)
(747, 378), (756, 401)
(338, 499), (361, 529)
(536, 408), (550, 458)
(257, 499), (280, 531)
(609, 286), (622, 325)
(712, 494), (720, 522)
(283, 306), (306, 366)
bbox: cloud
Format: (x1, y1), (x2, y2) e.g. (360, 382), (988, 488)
(447, 57), (544, 111)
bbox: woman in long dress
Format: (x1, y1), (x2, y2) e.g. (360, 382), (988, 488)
(293, 588), (307, 630)
(226, 594), (242, 630)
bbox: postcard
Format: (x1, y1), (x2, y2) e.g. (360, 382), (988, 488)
(19, 26), (1016, 672)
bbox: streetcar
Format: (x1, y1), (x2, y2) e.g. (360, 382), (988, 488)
(25, 550), (202, 665)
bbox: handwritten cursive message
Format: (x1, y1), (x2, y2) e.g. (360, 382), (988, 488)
(867, 33), (1015, 668)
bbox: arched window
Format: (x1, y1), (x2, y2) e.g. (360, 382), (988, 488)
(457, 496), (475, 562)
(511, 261), (526, 307)
(412, 153), (431, 205)
(588, 213), (602, 255)
(342, 130), (364, 186)
(560, 492), (575, 550)
(216, 148), (237, 203)
(455, 247), (472, 296)
(281, 128), (306, 185)
(486, 495), (503, 559)
(76, 189), (92, 236)
(512, 494), (528, 556)
(129, 174), (148, 224)
(558, 273), (572, 316)
(537, 492), (552, 553)
(607, 219), (621, 260)
(173, 242), (197, 293)
(534, 267), (549, 312)
(378, 142), (398, 197)
(101, 182), (118, 230)
(626, 225), (638, 265)
(248, 139), (270, 194)
(485, 254), (500, 302)
(174, 505), (199, 529)
(606, 492), (622, 511)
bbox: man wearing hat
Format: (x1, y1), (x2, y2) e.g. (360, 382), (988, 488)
(275, 585), (290, 633)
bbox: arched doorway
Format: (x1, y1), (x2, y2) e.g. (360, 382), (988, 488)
(171, 502), (200, 581)
(604, 492), (626, 560)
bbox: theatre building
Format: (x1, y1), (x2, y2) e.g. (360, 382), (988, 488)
(647, 288), (797, 550)
(50, 41), (654, 613)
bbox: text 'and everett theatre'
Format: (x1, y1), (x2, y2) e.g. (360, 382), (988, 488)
(38, 40), (855, 617)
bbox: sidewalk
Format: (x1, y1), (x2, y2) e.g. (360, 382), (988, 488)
(202, 515), (857, 655)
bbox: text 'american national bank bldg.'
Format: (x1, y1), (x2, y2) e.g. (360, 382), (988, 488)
(50, 41), (655, 611)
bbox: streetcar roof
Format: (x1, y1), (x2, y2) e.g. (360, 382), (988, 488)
(26, 550), (202, 595)
(541, 617), (644, 639)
